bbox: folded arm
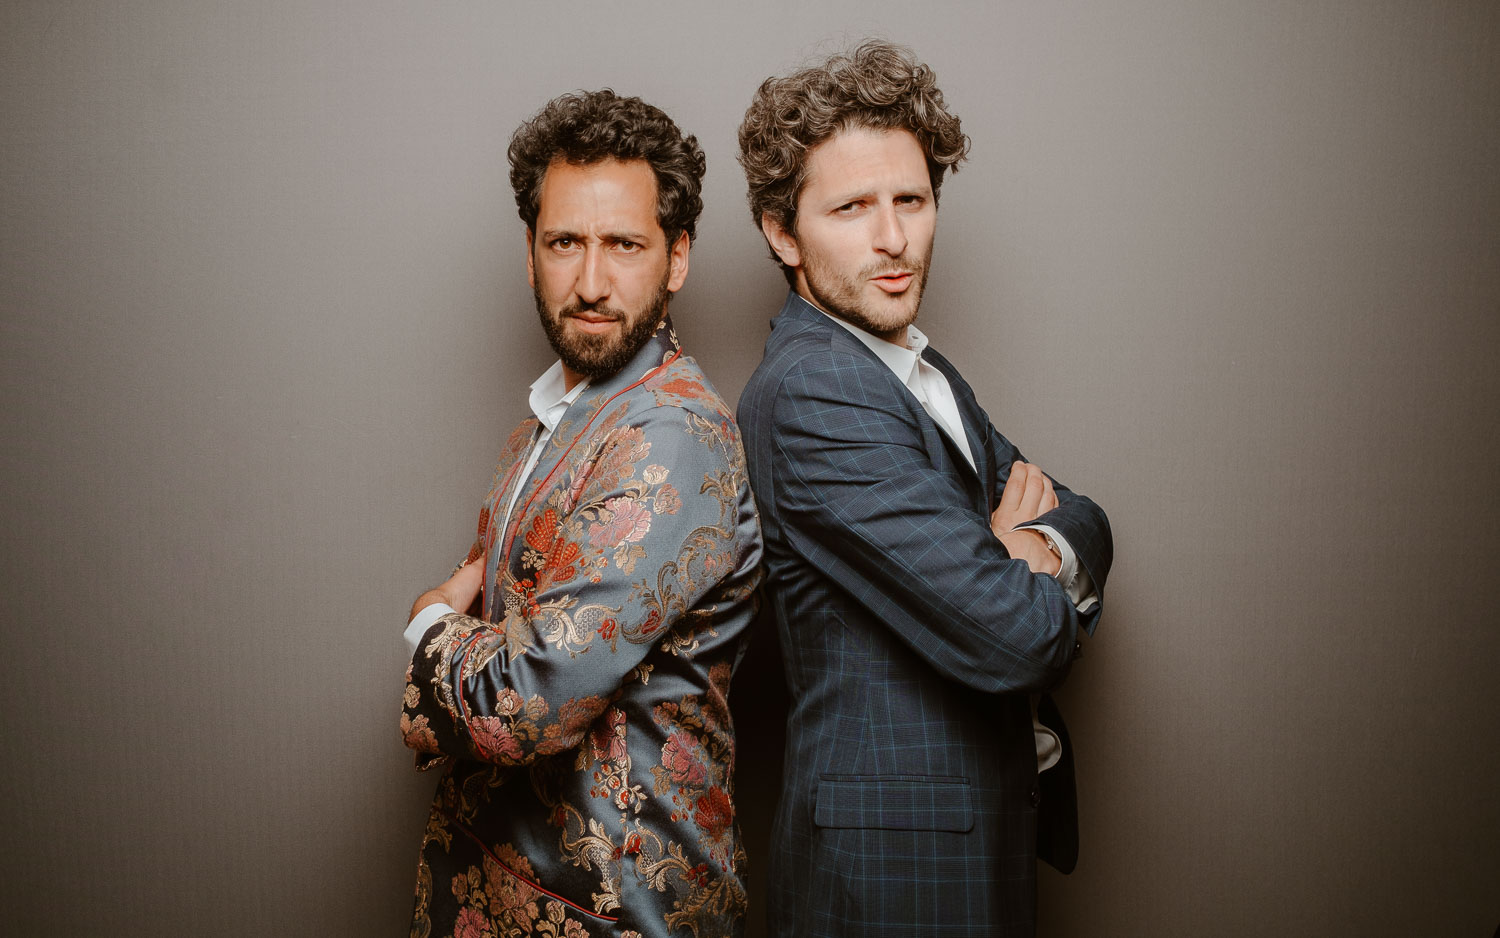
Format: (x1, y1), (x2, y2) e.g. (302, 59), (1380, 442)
(982, 427), (1112, 618)
(771, 364), (1101, 695)
(400, 406), (757, 766)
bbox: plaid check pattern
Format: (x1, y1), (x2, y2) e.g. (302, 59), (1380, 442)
(737, 293), (1113, 937)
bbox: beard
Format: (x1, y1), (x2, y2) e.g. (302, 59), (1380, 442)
(533, 273), (671, 382)
(801, 241), (933, 339)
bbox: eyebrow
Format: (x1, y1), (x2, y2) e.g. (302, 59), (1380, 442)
(821, 185), (930, 208)
(829, 190), (874, 207)
(539, 228), (653, 243)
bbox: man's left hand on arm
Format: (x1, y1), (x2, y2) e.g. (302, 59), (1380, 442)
(409, 557), (484, 622)
(990, 461), (1062, 576)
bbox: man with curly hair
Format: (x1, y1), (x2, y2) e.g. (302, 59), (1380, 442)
(736, 41), (1113, 936)
(399, 89), (761, 938)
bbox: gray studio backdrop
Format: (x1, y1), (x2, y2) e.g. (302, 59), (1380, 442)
(3, 2), (1497, 935)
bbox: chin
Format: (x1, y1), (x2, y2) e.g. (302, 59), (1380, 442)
(869, 299), (919, 331)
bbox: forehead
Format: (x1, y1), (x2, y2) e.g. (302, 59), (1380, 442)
(535, 158), (661, 232)
(801, 127), (930, 201)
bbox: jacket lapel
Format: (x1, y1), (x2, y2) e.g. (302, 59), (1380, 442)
(493, 316), (685, 612)
(476, 417), (541, 621)
(775, 294), (985, 508)
(925, 348), (994, 509)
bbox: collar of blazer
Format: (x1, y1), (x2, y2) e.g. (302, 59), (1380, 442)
(771, 290), (989, 494)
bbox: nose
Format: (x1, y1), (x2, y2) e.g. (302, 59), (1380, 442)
(575, 244), (609, 305)
(871, 204), (908, 258)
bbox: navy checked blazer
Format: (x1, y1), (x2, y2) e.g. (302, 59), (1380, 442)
(737, 292), (1112, 938)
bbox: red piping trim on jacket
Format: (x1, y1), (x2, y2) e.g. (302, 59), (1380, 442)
(454, 349), (683, 759)
(441, 806), (619, 923)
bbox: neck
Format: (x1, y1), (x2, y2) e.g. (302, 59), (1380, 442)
(794, 282), (909, 347)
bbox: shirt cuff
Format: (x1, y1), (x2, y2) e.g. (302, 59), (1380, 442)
(1031, 694), (1062, 773)
(1027, 524), (1098, 614)
(404, 602), (456, 657)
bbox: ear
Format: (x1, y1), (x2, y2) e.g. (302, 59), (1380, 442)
(666, 230), (691, 293)
(525, 228), (536, 289)
(760, 212), (801, 270)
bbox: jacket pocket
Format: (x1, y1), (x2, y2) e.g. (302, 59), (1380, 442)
(813, 775), (974, 833)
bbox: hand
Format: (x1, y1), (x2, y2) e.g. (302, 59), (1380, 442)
(409, 556), (485, 621)
(990, 461), (1061, 576)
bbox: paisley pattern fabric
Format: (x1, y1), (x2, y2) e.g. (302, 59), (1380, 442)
(403, 319), (762, 938)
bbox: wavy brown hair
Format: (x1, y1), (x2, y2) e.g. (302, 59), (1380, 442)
(738, 40), (971, 282)
(509, 89), (706, 246)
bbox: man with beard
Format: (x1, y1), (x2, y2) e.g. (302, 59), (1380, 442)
(735, 41), (1113, 936)
(399, 90), (761, 938)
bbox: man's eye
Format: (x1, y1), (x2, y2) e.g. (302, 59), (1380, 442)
(896, 195), (924, 207)
(835, 202), (861, 214)
(553, 238), (573, 250)
(617, 240), (639, 252)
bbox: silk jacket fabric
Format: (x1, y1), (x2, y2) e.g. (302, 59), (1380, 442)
(737, 293), (1112, 938)
(401, 320), (763, 938)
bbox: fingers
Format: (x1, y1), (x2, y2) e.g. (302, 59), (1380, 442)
(1017, 463), (1046, 520)
(993, 462), (1057, 537)
(461, 558), (484, 589)
(994, 462), (1059, 538)
(444, 558), (485, 612)
(464, 556), (487, 616)
(1040, 473), (1058, 515)
(998, 460), (1026, 514)
(992, 461), (1031, 536)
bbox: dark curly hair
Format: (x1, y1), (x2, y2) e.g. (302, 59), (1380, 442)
(509, 89), (706, 246)
(737, 40), (971, 281)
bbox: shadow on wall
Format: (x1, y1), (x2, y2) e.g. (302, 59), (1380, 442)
(730, 602), (792, 938)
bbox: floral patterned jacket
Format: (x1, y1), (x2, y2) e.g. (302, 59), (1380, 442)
(401, 319), (762, 938)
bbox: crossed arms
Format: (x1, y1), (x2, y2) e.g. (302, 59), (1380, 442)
(761, 346), (1112, 695)
(400, 405), (760, 767)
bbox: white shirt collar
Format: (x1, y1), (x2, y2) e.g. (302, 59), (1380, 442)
(527, 361), (589, 434)
(820, 312), (931, 387)
(818, 309), (977, 469)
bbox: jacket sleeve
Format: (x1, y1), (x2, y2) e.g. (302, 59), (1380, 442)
(399, 404), (759, 767)
(766, 350), (1095, 695)
(971, 399), (1113, 616)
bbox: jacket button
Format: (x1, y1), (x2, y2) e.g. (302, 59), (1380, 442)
(1030, 786), (1041, 807)
(1073, 641), (1083, 660)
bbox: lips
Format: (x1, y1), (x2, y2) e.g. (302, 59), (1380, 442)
(567, 311), (621, 333)
(872, 272), (913, 294)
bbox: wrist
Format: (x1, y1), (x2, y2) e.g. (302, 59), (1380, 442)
(999, 528), (1061, 577)
(1039, 530), (1063, 573)
(410, 589), (449, 622)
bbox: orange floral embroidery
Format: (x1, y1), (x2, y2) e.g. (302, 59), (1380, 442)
(525, 509), (559, 553)
(651, 375), (708, 399)
(544, 539), (582, 586)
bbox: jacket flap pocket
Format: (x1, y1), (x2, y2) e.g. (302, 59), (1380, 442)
(814, 776), (973, 832)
